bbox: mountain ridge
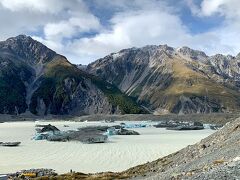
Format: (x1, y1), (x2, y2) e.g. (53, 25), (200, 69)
(0, 35), (144, 115)
(1, 34), (240, 115)
(88, 44), (240, 114)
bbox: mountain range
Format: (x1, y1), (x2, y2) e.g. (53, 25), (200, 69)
(1, 35), (240, 115)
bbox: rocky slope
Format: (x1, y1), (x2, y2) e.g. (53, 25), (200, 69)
(45, 117), (240, 180)
(88, 45), (240, 114)
(0, 35), (143, 115)
(135, 117), (240, 180)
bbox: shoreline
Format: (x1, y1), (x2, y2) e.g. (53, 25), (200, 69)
(0, 113), (239, 125)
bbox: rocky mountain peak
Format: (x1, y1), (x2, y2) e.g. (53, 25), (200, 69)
(211, 54), (227, 59)
(209, 54), (235, 65)
(177, 46), (208, 61)
(158, 44), (175, 52)
(140, 45), (158, 52)
(0, 35), (57, 65)
(226, 54), (235, 59)
(6, 34), (31, 41)
(236, 52), (240, 59)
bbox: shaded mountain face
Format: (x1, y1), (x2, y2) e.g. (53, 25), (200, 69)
(0, 35), (143, 115)
(88, 45), (240, 114)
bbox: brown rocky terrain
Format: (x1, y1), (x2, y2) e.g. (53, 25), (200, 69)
(88, 45), (240, 114)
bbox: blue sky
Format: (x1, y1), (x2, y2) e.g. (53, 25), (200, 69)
(0, 0), (239, 64)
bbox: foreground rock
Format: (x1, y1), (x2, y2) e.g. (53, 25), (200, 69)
(117, 128), (140, 135)
(8, 168), (57, 179)
(166, 125), (204, 131)
(187, 159), (240, 180)
(0, 142), (21, 147)
(154, 121), (204, 130)
(35, 124), (60, 133)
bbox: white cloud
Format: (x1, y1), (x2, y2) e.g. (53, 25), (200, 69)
(67, 10), (189, 62)
(0, 0), (87, 14)
(0, 0), (66, 13)
(44, 15), (100, 41)
(0, 0), (92, 38)
(0, 0), (101, 61)
(186, 0), (240, 18)
(1, 0), (240, 65)
(200, 0), (240, 18)
(185, 0), (240, 56)
(33, 0), (240, 64)
(185, 0), (202, 16)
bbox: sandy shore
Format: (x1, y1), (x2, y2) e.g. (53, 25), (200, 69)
(0, 121), (214, 174)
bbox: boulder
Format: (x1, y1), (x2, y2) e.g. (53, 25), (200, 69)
(36, 124), (60, 133)
(117, 128), (140, 135)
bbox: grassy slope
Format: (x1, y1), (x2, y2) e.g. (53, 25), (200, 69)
(149, 58), (240, 112)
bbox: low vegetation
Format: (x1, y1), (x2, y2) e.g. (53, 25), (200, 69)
(0, 61), (31, 114)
